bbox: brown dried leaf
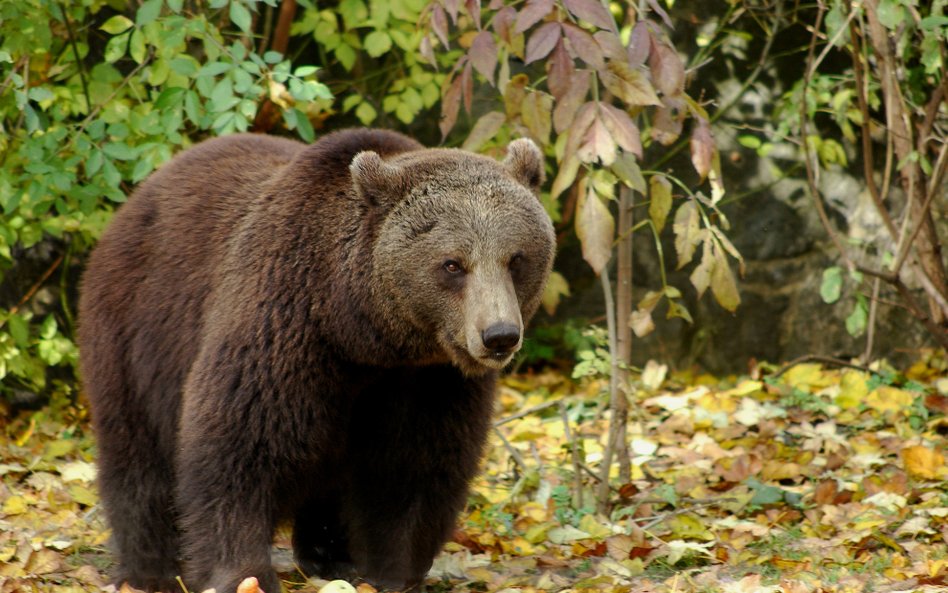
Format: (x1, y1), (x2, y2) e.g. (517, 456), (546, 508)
(562, 23), (604, 69)
(547, 39), (574, 101)
(525, 21), (561, 64)
(600, 61), (661, 107)
(562, 0), (616, 31)
(651, 96), (685, 145)
(462, 111), (506, 151)
(562, 100), (597, 158)
(492, 6), (517, 45)
(470, 31), (498, 85)
(576, 182), (615, 275)
(627, 22), (650, 66)
(648, 39), (685, 97)
(444, 0), (460, 24)
(577, 115), (616, 165)
(461, 61), (473, 113)
(514, 0), (554, 34)
(419, 35), (436, 65)
(673, 200), (701, 269)
(594, 30), (625, 61)
(598, 103), (642, 158)
(648, 173), (672, 232)
(466, 0), (481, 29)
(691, 116), (713, 181)
(521, 90), (553, 145)
(431, 4), (449, 47)
(24, 548), (61, 576)
(440, 71), (463, 138)
(553, 70), (591, 133)
(647, 0), (674, 29)
(710, 247), (741, 311)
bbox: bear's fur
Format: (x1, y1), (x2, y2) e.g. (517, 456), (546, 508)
(78, 129), (555, 593)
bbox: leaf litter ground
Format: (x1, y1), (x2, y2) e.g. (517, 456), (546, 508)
(1, 352), (947, 593)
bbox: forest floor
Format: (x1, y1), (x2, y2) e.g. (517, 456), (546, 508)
(1, 351), (947, 593)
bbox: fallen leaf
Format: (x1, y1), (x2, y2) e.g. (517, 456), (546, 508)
(902, 445), (946, 480)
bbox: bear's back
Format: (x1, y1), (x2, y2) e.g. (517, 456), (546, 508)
(79, 134), (304, 418)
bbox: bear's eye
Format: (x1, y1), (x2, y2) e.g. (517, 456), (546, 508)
(508, 252), (525, 270)
(443, 260), (464, 274)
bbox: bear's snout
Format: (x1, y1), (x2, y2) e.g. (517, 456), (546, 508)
(481, 322), (521, 354)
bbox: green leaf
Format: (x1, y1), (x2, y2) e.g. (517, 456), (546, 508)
(103, 142), (136, 161)
(846, 298), (868, 337)
(355, 101), (377, 125)
(364, 31), (392, 58)
(27, 87), (54, 103)
(335, 44), (357, 71)
(611, 152), (646, 194)
(8, 314), (29, 348)
(155, 87), (186, 109)
(230, 1), (253, 33)
(820, 266), (843, 303)
(104, 32), (130, 63)
(293, 108), (314, 143)
(101, 15), (134, 35)
(876, 0), (903, 30)
(294, 65), (319, 77)
(136, 0), (163, 26)
(130, 29), (146, 64)
(747, 478), (785, 506)
(737, 135), (761, 149)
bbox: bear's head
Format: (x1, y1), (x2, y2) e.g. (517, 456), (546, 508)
(351, 139), (556, 375)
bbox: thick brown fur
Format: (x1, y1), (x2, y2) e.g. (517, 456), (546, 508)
(79, 129), (555, 593)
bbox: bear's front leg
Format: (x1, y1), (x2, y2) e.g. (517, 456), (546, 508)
(342, 366), (496, 591)
(175, 402), (283, 593)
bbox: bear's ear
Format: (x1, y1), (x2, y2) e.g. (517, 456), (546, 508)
(503, 138), (544, 194)
(350, 151), (409, 208)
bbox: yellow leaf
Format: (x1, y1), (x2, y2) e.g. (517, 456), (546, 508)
(648, 174), (672, 232)
(865, 386), (914, 414)
(501, 536), (536, 556)
(541, 271), (570, 316)
(43, 438), (75, 460)
(24, 548), (62, 576)
(782, 363), (828, 393)
(836, 370), (869, 409)
(665, 513), (713, 541)
(722, 380), (764, 398)
(578, 514), (612, 539)
(3, 495), (27, 515)
(902, 445), (946, 480)
(518, 501), (549, 522)
(68, 485), (98, 507)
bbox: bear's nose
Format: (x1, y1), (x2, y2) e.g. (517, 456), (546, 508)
(481, 323), (521, 353)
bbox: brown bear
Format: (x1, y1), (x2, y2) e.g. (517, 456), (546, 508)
(78, 128), (555, 593)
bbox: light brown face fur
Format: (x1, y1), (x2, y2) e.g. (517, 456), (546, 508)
(352, 139), (555, 375)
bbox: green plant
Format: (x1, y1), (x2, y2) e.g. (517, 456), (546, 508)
(0, 0), (332, 398)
